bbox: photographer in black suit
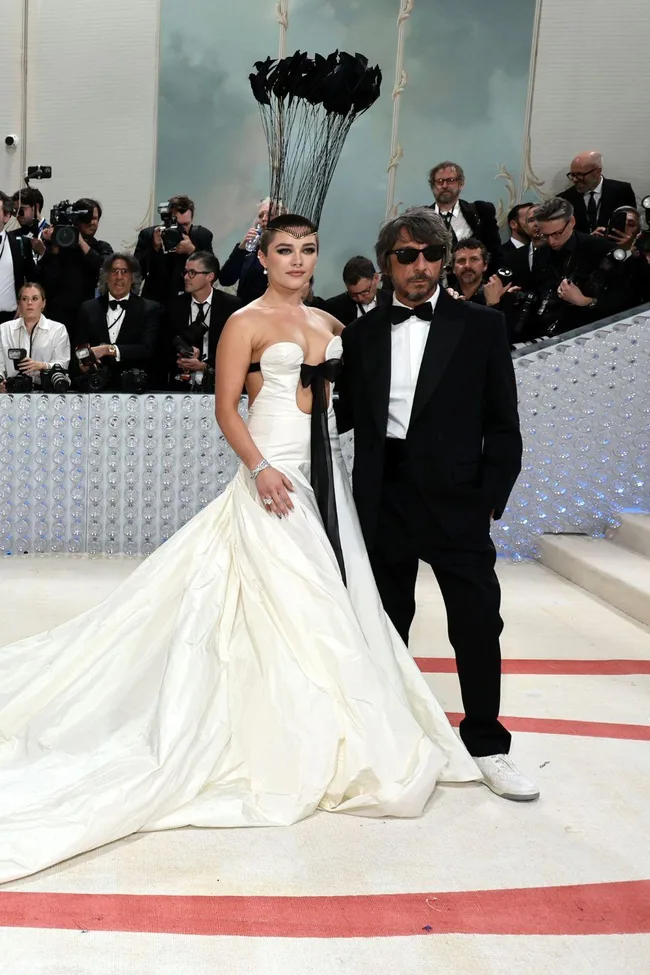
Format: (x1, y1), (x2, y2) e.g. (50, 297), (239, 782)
(36, 198), (113, 334)
(0, 191), (36, 323)
(324, 255), (390, 324)
(558, 152), (636, 234)
(335, 207), (538, 802)
(74, 253), (161, 391)
(135, 195), (214, 304)
(160, 251), (240, 392)
(427, 161), (502, 263)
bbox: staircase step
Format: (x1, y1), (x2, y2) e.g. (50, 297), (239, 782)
(539, 534), (650, 628)
(611, 512), (650, 559)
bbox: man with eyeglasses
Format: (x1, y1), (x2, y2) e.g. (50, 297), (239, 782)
(73, 252), (162, 391)
(426, 161), (502, 265)
(336, 207), (539, 803)
(159, 251), (240, 391)
(324, 255), (390, 325)
(558, 152), (636, 235)
(530, 197), (632, 335)
(135, 194), (214, 304)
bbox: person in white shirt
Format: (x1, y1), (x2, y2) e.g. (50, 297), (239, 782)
(336, 206), (539, 803)
(426, 160), (502, 261)
(0, 282), (70, 392)
(0, 192), (36, 323)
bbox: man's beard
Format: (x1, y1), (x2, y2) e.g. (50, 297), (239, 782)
(459, 270), (481, 287)
(402, 272), (438, 302)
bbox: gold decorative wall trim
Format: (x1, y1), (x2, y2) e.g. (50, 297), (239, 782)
(386, 0), (415, 218)
(276, 0), (289, 59)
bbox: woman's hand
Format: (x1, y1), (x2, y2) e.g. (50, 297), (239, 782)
(255, 467), (294, 518)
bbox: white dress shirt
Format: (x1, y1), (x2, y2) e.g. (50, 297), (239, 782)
(356, 297), (377, 318)
(190, 291), (213, 385)
(106, 292), (131, 361)
(509, 237), (525, 249)
(433, 202), (472, 242)
(387, 287), (440, 440)
(0, 232), (17, 314)
(0, 315), (70, 384)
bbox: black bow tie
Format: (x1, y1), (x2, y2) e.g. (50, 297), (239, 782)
(390, 302), (433, 326)
(108, 299), (127, 311)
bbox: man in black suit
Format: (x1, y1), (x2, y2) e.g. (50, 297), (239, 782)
(323, 255), (391, 325)
(558, 152), (636, 235)
(426, 161), (502, 263)
(498, 203), (533, 265)
(335, 206), (538, 802)
(135, 195), (214, 304)
(35, 197), (113, 334)
(159, 251), (240, 391)
(74, 252), (161, 391)
(531, 197), (632, 336)
(0, 192), (36, 323)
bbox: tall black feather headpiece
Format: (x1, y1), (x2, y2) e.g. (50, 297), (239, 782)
(249, 50), (382, 228)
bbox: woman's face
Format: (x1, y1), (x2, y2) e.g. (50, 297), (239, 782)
(19, 286), (46, 320)
(260, 232), (318, 291)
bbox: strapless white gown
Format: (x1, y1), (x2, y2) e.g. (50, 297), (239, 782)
(0, 337), (479, 883)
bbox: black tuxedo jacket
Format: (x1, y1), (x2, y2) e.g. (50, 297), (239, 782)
(6, 232), (36, 300)
(157, 288), (241, 388)
(558, 178), (637, 234)
(135, 224), (214, 302)
(219, 244), (268, 305)
(335, 290), (522, 548)
(323, 288), (391, 326)
(74, 293), (162, 387)
(429, 199), (502, 263)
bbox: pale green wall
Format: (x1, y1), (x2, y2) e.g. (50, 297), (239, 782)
(157, 0), (536, 295)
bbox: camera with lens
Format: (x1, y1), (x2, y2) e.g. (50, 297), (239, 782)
(42, 364), (71, 394)
(157, 202), (184, 253)
(4, 348), (34, 393)
(74, 344), (110, 392)
(120, 368), (148, 394)
(49, 200), (94, 249)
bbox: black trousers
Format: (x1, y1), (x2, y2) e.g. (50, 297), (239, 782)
(367, 444), (511, 757)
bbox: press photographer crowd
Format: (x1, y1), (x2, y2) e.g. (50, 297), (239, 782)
(1, 149), (649, 395)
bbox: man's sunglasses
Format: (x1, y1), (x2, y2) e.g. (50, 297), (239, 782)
(387, 245), (445, 265)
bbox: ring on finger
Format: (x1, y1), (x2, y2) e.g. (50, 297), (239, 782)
(262, 497), (273, 506)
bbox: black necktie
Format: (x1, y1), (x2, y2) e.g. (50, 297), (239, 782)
(194, 302), (208, 332)
(108, 299), (126, 311)
(390, 302), (433, 326)
(587, 192), (598, 232)
(442, 211), (453, 230)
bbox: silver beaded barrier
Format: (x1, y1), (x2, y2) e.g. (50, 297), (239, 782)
(1, 307), (649, 559)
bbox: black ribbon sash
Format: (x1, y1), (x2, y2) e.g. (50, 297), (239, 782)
(300, 358), (346, 585)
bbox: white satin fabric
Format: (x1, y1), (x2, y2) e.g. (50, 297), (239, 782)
(0, 337), (479, 883)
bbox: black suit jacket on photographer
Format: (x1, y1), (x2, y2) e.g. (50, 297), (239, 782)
(5, 232), (36, 304)
(219, 244), (268, 305)
(558, 178), (637, 234)
(323, 288), (391, 326)
(157, 288), (241, 389)
(530, 231), (631, 333)
(35, 236), (113, 330)
(74, 293), (162, 388)
(135, 225), (214, 303)
(428, 199), (503, 266)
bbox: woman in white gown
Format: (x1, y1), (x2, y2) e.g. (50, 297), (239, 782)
(0, 215), (479, 885)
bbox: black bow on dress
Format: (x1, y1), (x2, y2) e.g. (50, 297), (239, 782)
(300, 358), (346, 585)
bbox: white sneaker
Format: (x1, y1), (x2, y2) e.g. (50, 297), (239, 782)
(474, 754), (540, 802)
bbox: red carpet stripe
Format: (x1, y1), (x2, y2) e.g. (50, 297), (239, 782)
(0, 880), (648, 937)
(417, 658), (650, 675)
(445, 711), (650, 740)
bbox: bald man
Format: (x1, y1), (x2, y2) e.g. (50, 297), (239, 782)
(558, 151), (636, 234)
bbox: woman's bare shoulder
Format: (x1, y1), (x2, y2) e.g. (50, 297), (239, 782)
(308, 306), (345, 336)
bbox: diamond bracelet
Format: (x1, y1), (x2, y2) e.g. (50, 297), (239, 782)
(250, 458), (271, 480)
